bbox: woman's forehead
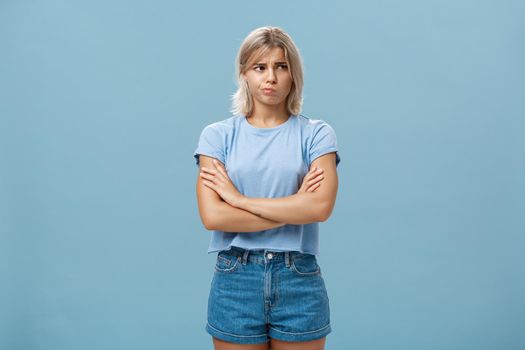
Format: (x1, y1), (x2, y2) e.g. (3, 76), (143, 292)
(248, 46), (287, 64)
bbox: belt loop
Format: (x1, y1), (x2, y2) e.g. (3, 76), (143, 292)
(285, 251), (290, 267)
(242, 249), (249, 265)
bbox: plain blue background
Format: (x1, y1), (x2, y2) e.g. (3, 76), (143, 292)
(1, 0), (524, 349)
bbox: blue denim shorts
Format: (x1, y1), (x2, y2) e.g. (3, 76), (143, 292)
(205, 246), (331, 344)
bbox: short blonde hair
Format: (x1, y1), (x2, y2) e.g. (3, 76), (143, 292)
(230, 26), (304, 117)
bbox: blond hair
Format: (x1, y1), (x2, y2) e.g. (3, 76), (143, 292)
(230, 26), (304, 117)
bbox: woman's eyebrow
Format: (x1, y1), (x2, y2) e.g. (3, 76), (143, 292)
(254, 61), (288, 65)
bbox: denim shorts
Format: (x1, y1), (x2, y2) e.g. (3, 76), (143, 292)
(205, 246), (331, 344)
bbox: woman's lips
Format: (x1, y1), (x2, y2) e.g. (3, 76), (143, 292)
(262, 89), (276, 95)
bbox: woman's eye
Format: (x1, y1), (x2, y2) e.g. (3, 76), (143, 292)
(254, 64), (287, 71)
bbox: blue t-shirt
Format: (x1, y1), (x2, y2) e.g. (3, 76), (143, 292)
(193, 114), (340, 257)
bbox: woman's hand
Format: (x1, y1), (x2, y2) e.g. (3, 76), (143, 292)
(297, 167), (324, 194)
(200, 159), (246, 208)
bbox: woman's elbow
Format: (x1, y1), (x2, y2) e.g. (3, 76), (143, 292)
(317, 212), (329, 222)
(200, 211), (218, 231)
(199, 198), (231, 230)
(317, 201), (335, 222)
(203, 219), (215, 231)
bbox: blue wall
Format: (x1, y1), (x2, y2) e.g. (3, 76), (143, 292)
(1, 0), (523, 349)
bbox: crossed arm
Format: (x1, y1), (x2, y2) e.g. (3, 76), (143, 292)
(195, 153), (338, 232)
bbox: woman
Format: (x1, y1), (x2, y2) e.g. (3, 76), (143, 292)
(193, 26), (341, 350)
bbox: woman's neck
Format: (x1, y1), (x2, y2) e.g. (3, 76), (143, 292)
(248, 105), (289, 127)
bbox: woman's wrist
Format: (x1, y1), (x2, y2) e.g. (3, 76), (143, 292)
(233, 194), (249, 210)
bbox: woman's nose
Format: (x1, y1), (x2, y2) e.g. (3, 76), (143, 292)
(266, 68), (277, 83)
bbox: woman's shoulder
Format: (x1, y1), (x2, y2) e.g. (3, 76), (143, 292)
(204, 115), (239, 129)
(296, 114), (336, 132)
(200, 115), (240, 137)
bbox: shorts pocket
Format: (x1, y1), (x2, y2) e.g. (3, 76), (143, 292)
(290, 254), (321, 276)
(215, 251), (241, 273)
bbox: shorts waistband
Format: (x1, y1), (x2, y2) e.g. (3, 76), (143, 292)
(221, 246), (313, 266)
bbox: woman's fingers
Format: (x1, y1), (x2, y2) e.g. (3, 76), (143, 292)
(308, 173), (324, 185)
(299, 168), (324, 193)
(201, 166), (227, 182)
(304, 172), (324, 189)
(212, 160), (229, 179)
(200, 172), (215, 182)
(201, 167), (216, 174)
(306, 175), (324, 192)
(201, 179), (215, 190)
(307, 167), (323, 178)
(299, 168), (316, 192)
(303, 167), (323, 182)
(307, 182), (321, 192)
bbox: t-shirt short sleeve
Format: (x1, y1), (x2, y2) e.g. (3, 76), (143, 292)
(193, 124), (226, 167)
(309, 121), (341, 168)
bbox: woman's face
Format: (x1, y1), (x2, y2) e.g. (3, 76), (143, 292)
(242, 46), (293, 112)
